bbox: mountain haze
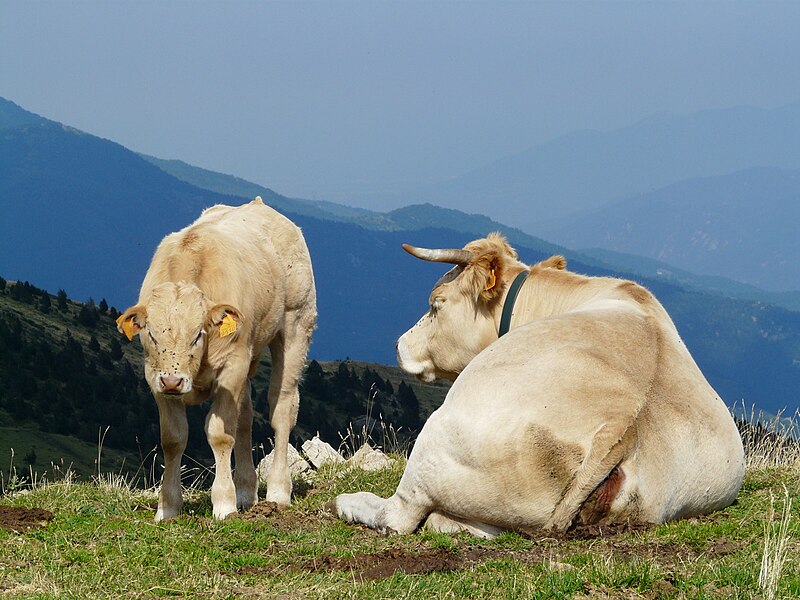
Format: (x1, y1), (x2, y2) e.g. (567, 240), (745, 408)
(540, 167), (800, 293)
(408, 103), (800, 234)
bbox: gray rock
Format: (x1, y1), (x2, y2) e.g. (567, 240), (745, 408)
(302, 436), (344, 468)
(256, 444), (311, 482)
(347, 443), (393, 471)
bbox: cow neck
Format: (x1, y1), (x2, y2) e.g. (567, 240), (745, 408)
(498, 269), (530, 337)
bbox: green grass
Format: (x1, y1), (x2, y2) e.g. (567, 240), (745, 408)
(0, 425), (137, 484)
(1, 453), (799, 599)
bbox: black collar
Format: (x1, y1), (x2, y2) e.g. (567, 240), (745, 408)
(498, 270), (529, 337)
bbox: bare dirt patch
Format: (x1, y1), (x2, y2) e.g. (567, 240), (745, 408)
(224, 497), (745, 584)
(232, 501), (343, 534)
(238, 545), (519, 582)
(301, 546), (508, 581)
(525, 519), (653, 541)
(0, 506), (54, 532)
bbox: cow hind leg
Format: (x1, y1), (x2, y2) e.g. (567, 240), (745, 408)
(546, 425), (638, 531)
(423, 511), (507, 539)
(266, 310), (312, 506)
(233, 380), (258, 511)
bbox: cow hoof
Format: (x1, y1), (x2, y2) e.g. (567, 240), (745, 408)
(154, 506), (180, 522)
(236, 489), (258, 511)
(265, 488), (291, 508)
(213, 503), (239, 520)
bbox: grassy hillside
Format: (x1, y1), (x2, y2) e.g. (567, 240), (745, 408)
(1, 421), (798, 598)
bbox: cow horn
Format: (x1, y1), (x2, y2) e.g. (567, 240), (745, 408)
(402, 244), (473, 264)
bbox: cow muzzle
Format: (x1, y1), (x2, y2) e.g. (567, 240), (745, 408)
(396, 335), (436, 382)
(156, 373), (192, 395)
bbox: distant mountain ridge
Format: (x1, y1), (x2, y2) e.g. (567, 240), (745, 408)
(0, 97), (47, 129)
(139, 154), (372, 222)
(408, 102), (800, 233)
(138, 149), (569, 257)
(580, 247), (800, 312)
(540, 166), (800, 293)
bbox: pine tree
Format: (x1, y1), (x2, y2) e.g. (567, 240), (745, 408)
(398, 381), (421, 431)
(57, 289), (68, 311)
(38, 293), (52, 314)
(109, 336), (124, 360)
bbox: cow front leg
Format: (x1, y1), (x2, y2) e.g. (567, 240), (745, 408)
(154, 396), (188, 521)
(206, 373), (246, 520)
(233, 380), (257, 511)
(332, 491), (430, 535)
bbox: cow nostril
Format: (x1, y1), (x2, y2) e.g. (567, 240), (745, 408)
(160, 375), (184, 394)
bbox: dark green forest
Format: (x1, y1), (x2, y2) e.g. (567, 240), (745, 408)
(0, 279), (443, 483)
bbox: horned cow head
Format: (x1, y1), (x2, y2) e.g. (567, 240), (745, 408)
(397, 233), (526, 382)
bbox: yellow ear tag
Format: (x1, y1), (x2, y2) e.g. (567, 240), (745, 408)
(219, 314), (237, 337)
(485, 269), (497, 291)
(117, 316), (136, 341)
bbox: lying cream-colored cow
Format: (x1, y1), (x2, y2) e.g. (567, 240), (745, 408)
(333, 233), (744, 537)
(118, 198), (316, 520)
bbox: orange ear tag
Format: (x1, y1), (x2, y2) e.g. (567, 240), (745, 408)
(117, 316), (137, 341)
(485, 269), (497, 291)
(219, 314), (238, 337)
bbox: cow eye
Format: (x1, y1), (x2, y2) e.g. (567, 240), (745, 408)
(192, 331), (205, 346)
(431, 297), (445, 313)
(147, 330), (158, 346)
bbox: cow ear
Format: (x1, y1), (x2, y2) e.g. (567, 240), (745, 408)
(116, 305), (147, 341)
(484, 268), (497, 292)
(538, 255), (567, 270)
(208, 304), (243, 338)
(480, 258), (505, 302)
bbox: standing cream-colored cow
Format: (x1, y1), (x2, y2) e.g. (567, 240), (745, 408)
(118, 198), (316, 521)
(332, 233), (744, 537)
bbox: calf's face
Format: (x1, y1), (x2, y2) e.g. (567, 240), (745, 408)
(117, 282), (241, 397)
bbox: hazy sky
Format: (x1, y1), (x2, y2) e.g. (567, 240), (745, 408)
(3, 1), (800, 209)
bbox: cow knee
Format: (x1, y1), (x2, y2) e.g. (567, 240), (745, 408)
(206, 414), (235, 451)
(160, 435), (187, 458)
